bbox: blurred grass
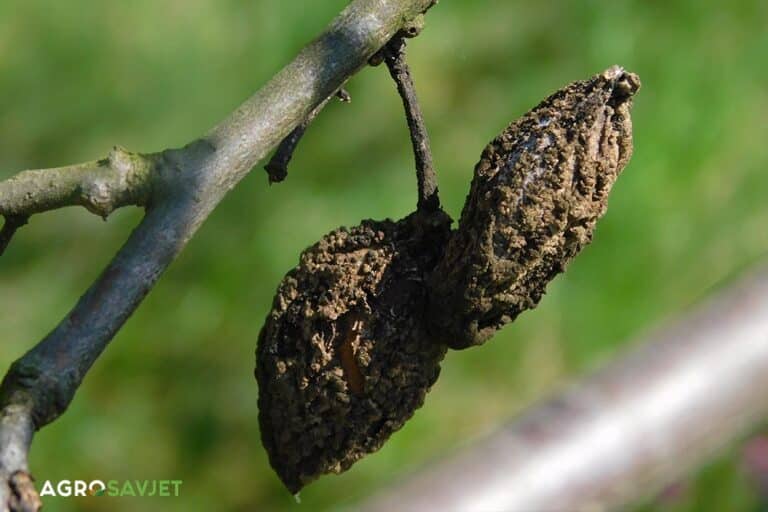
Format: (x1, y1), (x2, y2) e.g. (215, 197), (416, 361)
(1, 1), (767, 511)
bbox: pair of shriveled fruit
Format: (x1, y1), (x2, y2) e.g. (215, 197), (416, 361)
(256, 66), (640, 492)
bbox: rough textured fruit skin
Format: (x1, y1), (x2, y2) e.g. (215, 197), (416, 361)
(256, 210), (451, 493)
(428, 66), (640, 349)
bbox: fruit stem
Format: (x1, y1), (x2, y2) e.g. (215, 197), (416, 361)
(383, 36), (440, 212)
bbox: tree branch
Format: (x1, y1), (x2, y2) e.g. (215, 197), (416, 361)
(0, 0), (437, 509)
(0, 147), (155, 220)
(383, 34), (439, 211)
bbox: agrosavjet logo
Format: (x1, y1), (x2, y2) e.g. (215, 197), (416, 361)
(39, 479), (183, 497)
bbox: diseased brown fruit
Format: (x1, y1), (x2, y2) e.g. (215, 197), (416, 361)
(427, 66), (640, 349)
(256, 210), (451, 493)
(256, 66), (640, 492)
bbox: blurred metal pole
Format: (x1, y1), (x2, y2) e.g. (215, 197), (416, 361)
(362, 268), (768, 512)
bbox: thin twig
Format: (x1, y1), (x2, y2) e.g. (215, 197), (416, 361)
(0, 147), (155, 220)
(383, 35), (439, 212)
(0, 216), (29, 257)
(264, 88), (351, 184)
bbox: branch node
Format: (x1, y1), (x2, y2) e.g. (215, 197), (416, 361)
(81, 180), (115, 219)
(336, 88), (352, 103)
(107, 146), (134, 175)
(82, 147), (153, 218)
(401, 14), (426, 38)
(7, 471), (41, 512)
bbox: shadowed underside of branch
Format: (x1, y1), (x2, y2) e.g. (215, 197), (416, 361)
(0, 1), (436, 510)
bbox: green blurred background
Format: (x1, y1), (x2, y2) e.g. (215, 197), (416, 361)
(1, 1), (767, 510)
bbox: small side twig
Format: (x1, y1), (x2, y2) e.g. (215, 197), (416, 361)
(0, 216), (29, 257)
(264, 88), (351, 184)
(0, 147), (155, 221)
(383, 35), (439, 212)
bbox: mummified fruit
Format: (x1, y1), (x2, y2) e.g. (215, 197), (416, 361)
(428, 66), (640, 349)
(256, 210), (451, 493)
(257, 66), (639, 491)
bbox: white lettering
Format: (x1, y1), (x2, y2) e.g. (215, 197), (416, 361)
(57, 480), (72, 497)
(73, 480), (87, 497)
(39, 480), (55, 497)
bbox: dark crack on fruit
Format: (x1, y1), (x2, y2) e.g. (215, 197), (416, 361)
(256, 210), (451, 493)
(337, 312), (365, 396)
(427, 66), (640, 349)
